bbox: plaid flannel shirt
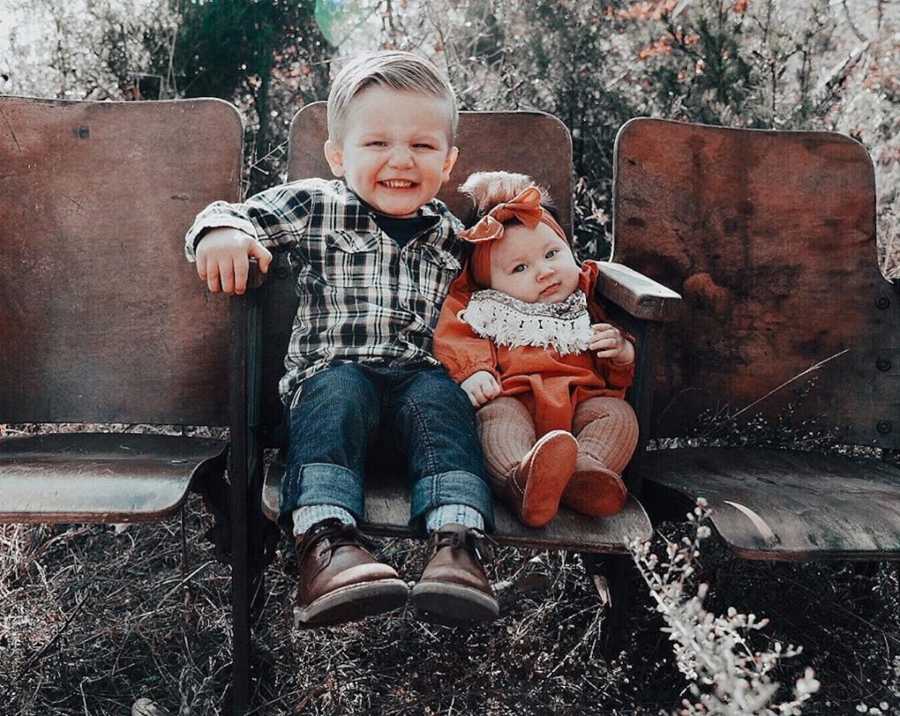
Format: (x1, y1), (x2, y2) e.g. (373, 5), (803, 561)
(185, 178), (466, 405)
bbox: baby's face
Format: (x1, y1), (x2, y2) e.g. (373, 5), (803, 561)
(324, 86), (458, 217)
(489, 222), (580, 304)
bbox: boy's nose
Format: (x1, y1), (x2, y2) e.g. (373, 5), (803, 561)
(387, 146), (414, 167)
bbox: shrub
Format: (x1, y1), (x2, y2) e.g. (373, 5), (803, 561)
(629, 499), (820, 715)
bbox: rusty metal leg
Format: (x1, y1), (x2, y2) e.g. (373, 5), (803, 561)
(581, 553), (632, 657)
(230, 444), (251, 715)
(605, 555), (632, 657)
(180, 504), (193, 618)
(229, 290), (255, 715)
(248, 446), (277, 619)
(230, 446), (273, 713)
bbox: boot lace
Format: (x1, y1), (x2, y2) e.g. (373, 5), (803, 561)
(298, 518), (377, 562)
(430, 525), (498, 563)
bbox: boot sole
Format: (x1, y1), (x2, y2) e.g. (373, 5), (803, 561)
(520, 430), (578, 527)
(295, 578), (409, 627)
(410, 581), (499, 625)
(563, 469), (628, 517)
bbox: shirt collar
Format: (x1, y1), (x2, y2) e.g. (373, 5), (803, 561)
(341, 182), (453, 242)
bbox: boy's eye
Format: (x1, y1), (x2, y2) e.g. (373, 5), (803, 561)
(365, 141), (387, 147)
(512, 264), (527, 274)
(413, 143), (436, 150)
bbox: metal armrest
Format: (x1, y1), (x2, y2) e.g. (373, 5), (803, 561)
(595, 261), (681, 322)
(246, 257), (268, 290)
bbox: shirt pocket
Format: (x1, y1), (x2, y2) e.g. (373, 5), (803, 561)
(321, 230), (382, 289)
(414, 244), (462, 309)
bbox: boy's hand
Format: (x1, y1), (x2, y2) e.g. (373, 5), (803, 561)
(590, 323), (635, 366)
(461, 370), (502, 408)
(195, 227), (273, 295)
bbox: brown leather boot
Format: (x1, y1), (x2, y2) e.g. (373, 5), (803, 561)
(294, 518), (409, 626)
(561, 453), (628, 517)
(411, 523), (499, 625)
(506, 430), (577, 528)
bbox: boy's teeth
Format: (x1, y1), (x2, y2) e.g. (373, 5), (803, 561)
(382, 180), (413, 188)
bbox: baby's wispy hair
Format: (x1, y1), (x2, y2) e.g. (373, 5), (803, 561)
(458, 171), (554, 217)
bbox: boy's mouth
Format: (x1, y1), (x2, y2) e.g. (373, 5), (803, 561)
(379, 179), (416, 189)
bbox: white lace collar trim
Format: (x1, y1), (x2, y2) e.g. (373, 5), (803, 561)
(458, 289), (593, 355)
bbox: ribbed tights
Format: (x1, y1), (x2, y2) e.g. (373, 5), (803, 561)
(476, 395), (639, 493)
(476, 397), (535, 492)
(572, 397), (639, 474)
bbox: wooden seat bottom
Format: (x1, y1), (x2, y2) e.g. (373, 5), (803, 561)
(633, 447), (900, 561)
(262, 460), (652, 553)
(0, 433), (227, 523)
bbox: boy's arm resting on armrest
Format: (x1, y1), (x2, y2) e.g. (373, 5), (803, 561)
(594, 262), (682, 322)
(184, 200), (261, 261)
(192, 227), (272, 295)
(184, 186), (314, 295)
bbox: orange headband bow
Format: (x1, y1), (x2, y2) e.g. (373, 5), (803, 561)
(459, 186), (568, 287)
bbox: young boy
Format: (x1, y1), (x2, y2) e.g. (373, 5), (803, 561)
(184, 51), (498, 627)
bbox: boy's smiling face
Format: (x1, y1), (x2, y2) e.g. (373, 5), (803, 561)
(324, 86), (459, 217)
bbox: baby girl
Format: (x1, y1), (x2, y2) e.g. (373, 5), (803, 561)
(435, 171), (639, 527)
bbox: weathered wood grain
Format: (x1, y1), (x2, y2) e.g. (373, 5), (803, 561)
(595, 262), (682, 322)
(0, 97), (242, 425)
(612, 118), (896, 448)
(0, 433), (226, 523)
(262, 460), (652, 553)
(632, 447), (900, 560)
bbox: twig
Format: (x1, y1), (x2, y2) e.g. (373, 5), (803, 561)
(136, 561), (215, 623)
(542, 608), (603, 681)
(702, 349), (850, 437)
(330, 1), (385, 48)
(841, 0), (868, 43)
(80, 677), (92, 715)
(245, 686), (324, 715)
(778, 572), (899, 651)
(16, 592), (90, 678)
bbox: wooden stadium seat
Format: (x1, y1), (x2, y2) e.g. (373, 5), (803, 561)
(0, 96), (251, 711)
(612, 117), (900, 562)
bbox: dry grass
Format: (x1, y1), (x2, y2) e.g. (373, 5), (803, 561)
(1, 421), (899, 715)
(0, 502), (898, 714)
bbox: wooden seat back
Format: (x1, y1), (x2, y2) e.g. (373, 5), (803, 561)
(258, 103), (573, 436)
(611, 118), (895, 448)
(0, 98), (242, 426)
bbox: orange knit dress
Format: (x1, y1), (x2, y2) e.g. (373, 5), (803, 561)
(434, 260), (635, 437)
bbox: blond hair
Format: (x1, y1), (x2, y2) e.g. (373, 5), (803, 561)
(459, 171), (554, 217)
(327, 51), (458, 143)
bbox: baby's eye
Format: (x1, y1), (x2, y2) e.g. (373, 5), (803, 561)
(546, 249), (559, 259)
(512, 264), (527, 274)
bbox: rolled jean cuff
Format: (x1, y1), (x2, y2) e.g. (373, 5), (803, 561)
(410, 470), (495, 532)
(284, 462), (365, 521)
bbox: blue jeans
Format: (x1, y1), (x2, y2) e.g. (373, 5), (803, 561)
(282, 362), (494, 531)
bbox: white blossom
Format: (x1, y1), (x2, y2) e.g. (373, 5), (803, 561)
(629, 499), (819, 715)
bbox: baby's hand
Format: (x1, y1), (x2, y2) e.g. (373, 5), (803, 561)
(461, 370), (502, 408)
(195, 227), (273, 295)
(590, 323), (635, 366)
